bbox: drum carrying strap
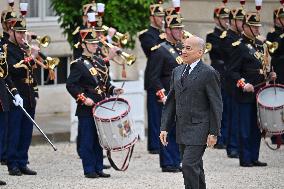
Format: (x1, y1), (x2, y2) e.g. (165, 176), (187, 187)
(106, 145), (135, 171)
(261, 131), (282, 150)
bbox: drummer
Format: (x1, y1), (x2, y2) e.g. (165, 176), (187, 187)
(66, 27), (124, 178)
(227, 11), (276, 167)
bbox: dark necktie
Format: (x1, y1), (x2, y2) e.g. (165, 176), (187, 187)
(181, 65), (191, 85)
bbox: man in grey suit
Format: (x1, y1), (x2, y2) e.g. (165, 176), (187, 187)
(160, 36), (222, 189)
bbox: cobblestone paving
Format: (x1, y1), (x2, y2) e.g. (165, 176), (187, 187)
(0, 139), (283, 189)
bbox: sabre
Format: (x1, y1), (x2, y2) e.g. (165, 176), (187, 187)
(111, 81), (125, 110)
(6, 87), (57, 151)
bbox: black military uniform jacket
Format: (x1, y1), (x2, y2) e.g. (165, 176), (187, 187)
(66, 55), (115, 117)
(220, 29), (241, 96)
(206, 27), (226, 78)
(148, 40), (182, 93)
(7, 41), (38, 109)
(227, 35), (265, 103)
(0, 37), (19, 112)
(267, 26), (284, 84)
(139, 26), (164, 90)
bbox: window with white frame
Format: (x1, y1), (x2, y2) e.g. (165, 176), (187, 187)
(23, 0), (57, 21)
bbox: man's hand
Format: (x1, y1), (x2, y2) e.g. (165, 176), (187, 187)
(160, 131), (168, 146)
(108, 46), (120, 60)
(84, 98), (94, 106)
(269, 72), (277, 81)
(243, 83), (254, 92)
(207, 135), (217, 148)
(13, 94), (23, 107)
(113, 88), (124, 95)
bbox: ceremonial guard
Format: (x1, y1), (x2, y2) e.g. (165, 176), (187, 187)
(147, 8), (183, 172)
(206, 5), (230, 149)
(227, 12), (276, 167)
(266, 5), (284, 144)
(6, 17), (38, 176)
(220, 6), (245, 158)
(0, 32), (20, 186)
(66, 28), (123, 178)
(0, 6), (17, 165)
(139, 0), (165, 154)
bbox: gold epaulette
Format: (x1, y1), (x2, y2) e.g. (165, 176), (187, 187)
(232, 40), (241, 47)
(138, 29), (148, 36)
(70, 59), (79, 65)
(205, 42), (212, 53)
(159, 33), (166, 39)
(72, 26), (80, 35)
(220, 31), (227, 39)
(151, 44), (161, 51)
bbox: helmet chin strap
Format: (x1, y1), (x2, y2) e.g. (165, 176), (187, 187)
(13, 30), (20, 47)
(218, 18), (226, 30)
(234, 19), (240, 34)
(279, 18), (284, 30)
(169, 28), (180, 43)
(153, 16), (160, 29)
(248, 25), (257, 39)
(84, 43), (94, 56)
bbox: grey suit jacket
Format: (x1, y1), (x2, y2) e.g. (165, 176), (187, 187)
(161, 60), (222, 145)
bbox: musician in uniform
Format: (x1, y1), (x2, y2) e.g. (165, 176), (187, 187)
(0, 31), (21, 186)
(220, 7), (245, 158)
(139, 0), (165, 154)
(266, 6), (284, 144)
(66, 28), (123, 178)
(206, 6), (230, 149)
(227, 12), (276, 167)
(0, 8), (18, 165)
(6, 17), (39, 176)
(147, 10), (183, 172)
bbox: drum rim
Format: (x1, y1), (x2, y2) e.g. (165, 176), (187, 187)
(256, 84), (284, 110)
(92, 97), (130, 122)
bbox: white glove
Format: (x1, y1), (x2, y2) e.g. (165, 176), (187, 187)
(13, 94), (23, 107)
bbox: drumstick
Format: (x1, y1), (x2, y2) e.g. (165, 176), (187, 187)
(111, 81), (125, 110)
(253, 78), (272, 88)
(272, 66), (276, 95)
(98, 104), (115, 112)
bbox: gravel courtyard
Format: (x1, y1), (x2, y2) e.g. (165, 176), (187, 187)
(0, 139), (283, 189)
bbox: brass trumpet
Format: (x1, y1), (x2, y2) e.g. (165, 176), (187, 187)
(101, 40), (136, 66)
(102, 25), (129, 46)
(264, 40), (278, 54)
(31, 35), (51, 48)
(38, 52), (60, 70)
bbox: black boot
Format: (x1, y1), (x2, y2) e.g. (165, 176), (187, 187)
(0, 180), (6, 185)
(19, 167), (37, 175)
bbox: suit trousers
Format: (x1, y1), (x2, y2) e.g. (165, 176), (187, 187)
(78, 116), (103, 175)
(146, 90), (162, 152)
(7, 106), (35, 169)
(0, 112), (8, 161)
(179, 144), (206, 189)
(226, 96), (239, 155)
(238, 103), (261, 164)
